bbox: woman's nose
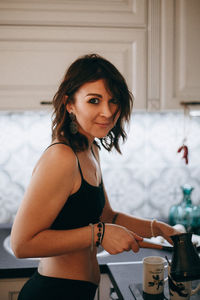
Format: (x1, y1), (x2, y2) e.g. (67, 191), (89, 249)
(100, 104), (113, 118)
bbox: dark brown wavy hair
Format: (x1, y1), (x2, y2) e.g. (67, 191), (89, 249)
(51, 54), (134, 153)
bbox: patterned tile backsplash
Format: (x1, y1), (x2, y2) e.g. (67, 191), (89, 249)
(1, 110), (200, 224)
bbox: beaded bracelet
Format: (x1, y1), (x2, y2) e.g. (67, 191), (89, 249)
(151, 219), (157, 237)
(101, 222), (105, 243)
(96, 222), (105, 247)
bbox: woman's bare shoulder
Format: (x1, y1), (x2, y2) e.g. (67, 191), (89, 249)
(11, 143), (79, 248)
(33, 142), (77, 176)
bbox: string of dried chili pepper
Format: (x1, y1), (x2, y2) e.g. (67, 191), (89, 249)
(177, 144), (188, 164)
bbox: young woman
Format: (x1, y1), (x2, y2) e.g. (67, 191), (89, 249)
(11, 54), (179, 300)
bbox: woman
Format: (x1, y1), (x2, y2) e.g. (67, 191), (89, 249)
(11, 54), (179, 300)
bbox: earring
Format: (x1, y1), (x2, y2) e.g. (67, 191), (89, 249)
(69, 112), (78, 134)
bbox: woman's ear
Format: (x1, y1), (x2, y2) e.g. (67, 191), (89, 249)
(65, 96), (72, 113)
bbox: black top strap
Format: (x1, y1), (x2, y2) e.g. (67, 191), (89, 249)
(45, 142), (84, 179)
(45, 142), (69, 150)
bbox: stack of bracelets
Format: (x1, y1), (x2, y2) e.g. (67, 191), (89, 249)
(89, 222), (105, 252)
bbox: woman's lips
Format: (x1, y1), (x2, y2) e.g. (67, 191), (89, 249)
(95, 122), (110, 128)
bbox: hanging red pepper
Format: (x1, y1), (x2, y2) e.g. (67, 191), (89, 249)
(177, 144), (189, 164)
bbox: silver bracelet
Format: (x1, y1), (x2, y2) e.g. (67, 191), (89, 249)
(151, 219), (157, 237)
(89, 223), (94, 252)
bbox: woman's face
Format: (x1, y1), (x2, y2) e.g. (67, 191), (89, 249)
(67, 79), (120, 141)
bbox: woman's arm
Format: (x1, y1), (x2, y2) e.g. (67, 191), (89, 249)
(108, 212), (179, 244)
(11, 145), (93, 258)
(93, 145), (179, 253)
(100, 186), (180, 245)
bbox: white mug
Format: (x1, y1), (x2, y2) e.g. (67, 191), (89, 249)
(168, 267), (200, 300)
(143, 256), (168, 299)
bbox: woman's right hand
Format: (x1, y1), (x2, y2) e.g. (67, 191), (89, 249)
(99, 223), (143, 255)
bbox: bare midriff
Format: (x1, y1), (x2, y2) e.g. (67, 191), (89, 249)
(38, 247), (100, 285)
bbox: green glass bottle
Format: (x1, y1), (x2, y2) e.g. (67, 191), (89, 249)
(169, 185), (200, 233)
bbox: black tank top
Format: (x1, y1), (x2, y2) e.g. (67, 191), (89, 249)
(47, 143), (105, 230)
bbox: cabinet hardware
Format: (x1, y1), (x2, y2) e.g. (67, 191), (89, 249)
(40, 101), (52, 105)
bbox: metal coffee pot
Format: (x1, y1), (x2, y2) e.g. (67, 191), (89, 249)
(170, 233), (200, 282)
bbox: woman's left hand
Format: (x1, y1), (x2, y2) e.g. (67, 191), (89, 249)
(153, 220), (181, 245)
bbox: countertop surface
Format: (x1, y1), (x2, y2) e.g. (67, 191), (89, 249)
(107, 263), (200, 300)
(0, 224), (38, 278)
(2, 225), (200, 299)
(0, 224), (173, 277)
(0, 223), (176, 299)
(108, 262), (144, 300)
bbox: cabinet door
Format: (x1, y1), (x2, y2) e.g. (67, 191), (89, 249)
(0, 277), (28, 300)
(0, 26), (146, 110)
(160, 0), (200, 109)
(94, 273), (112, 300)
(0, 0), (146, 28)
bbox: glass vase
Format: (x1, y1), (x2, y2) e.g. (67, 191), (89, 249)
(169, 184), (200, 233)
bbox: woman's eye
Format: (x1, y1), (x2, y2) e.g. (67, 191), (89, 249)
(89, 98), (99, 104)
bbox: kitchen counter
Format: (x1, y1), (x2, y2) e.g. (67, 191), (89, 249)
(107, 262), (144, 300)
(0, 224), (173, 278)
(0, 224), (176, 299)
(0, 224), (38, 278)
(2, 225), (200, 299)
(107, 263), (200, 300)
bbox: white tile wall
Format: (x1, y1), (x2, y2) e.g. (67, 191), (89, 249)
(0, 111), (200, 223)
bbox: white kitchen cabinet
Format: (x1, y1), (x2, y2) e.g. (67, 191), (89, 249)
(0, 0), (146, 28)
(1, 0), (199, 112)
(159, 0), (200, 110)
(0, 26), (146, 111)
(0, 0), (147, 111)
(143, 0), (200, 111)
(0, 277), (28, 300)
